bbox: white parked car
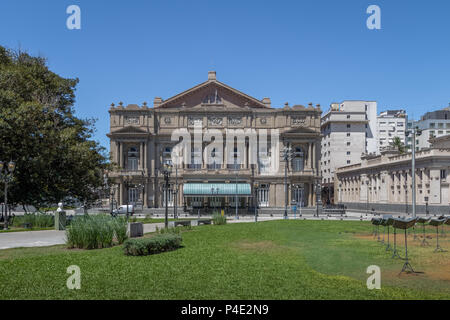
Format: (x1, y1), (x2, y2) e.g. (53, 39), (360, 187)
(112, 205), (134, 216)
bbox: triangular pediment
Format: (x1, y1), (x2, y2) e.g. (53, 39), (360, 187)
(111, 126), (148, 134)
(283, 126), (319, 135)
(155, 77), (270, 110)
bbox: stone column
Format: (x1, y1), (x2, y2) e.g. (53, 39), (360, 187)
(119, 142), (124, 168)
(360, 174), (368, 202)
(308, 143), (313, 169)
(312, 142), (316, 172)
(144, 140), (148, 172)
(430, 168), (441, 204)
(119, 182), (123, 206)
(379, 171), (388, 203)
(244, 141), (248, 169)
(139, 142), (144, 170)
(223, 140), (227, 169)
(117, 142), (120, 166)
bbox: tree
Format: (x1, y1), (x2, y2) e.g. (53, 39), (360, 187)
(0, 46), (108, 210)
(390, 136), (406, 154)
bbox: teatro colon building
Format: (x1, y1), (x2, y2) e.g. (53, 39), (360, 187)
(107, 71), (322, 215)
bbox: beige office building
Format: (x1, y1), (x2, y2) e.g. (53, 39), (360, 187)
(335, 135), (450, 214)
(107, 72), (321, 214)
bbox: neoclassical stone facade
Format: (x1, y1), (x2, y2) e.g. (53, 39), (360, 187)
(107, 72), (321, 213)
(335, 142), (450, 214)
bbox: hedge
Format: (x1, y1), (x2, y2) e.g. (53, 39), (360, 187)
(123, 234), (182, 256)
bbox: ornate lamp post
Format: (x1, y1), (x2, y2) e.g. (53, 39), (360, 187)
(123, 175), (133, 221)
(234, 162), (239, 220)
(163, 163), (172, 229)
(210, 187), (219, 213)
(174, 160), (178, 219)
(406, 125), (422, 218)
(282, 145), (293, 220)
(315, 176), (322, 217)
(0, 161), (15, 230)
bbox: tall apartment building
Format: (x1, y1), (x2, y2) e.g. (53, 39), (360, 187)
(406, 106), (450, 151)
(320, 100), (377, 203)
(377, 110), (407, 153)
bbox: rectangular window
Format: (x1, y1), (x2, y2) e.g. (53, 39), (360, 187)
(258, 184), (270, 207)
(441, 170), (447, 180)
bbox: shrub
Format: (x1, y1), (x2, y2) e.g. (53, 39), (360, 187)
(12, 213), (54, 228)
(66, 214), (128, 249)
(112, 216), (128, 244)
(123, 234), (182, 256)
(212, 213), (227, 225)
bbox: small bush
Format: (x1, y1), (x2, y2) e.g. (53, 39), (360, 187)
(212, 213), (227, 225)
(123, 234), (182, 256)
(66, 214), (128, 249)
(112, 216), (128, 244)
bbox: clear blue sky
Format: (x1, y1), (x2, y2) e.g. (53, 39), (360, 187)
(1, 0), (449, 149)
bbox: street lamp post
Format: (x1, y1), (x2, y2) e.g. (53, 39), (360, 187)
(103, 171), (114, 216)
(315, 177), (322, 217)
(406, 125), (422, 218)
(211, 187), (219, 213)
(174, 161), (178, 219)
(366, 179), (370, 215)
(0, 161), (15, 230)
(254, 182), (259, 222)
(123, 175), (132, 221)
(234, 162), (239, 220)
(282, 145), (293, 220)
(162, 164), (172, 229)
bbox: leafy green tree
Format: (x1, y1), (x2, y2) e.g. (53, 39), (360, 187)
(0, 46), (108, 210)
(390, 136), (406, 154)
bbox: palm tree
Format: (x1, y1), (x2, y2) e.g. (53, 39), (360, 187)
(390, 136), (405, 154)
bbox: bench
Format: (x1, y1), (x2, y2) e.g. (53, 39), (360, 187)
(197, 219), (212, 225)
(168, 220), (192, 228)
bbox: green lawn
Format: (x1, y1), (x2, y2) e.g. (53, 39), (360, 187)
(0, 220), (449, 299)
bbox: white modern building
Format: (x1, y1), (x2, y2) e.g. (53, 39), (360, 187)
(320, 100), (377, 203)
(406, 106), (450, 151)
(377, 110), (407, 153)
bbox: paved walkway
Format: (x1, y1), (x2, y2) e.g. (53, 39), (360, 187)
(0, 230), (66, 250)
(0, 215), (375, 250)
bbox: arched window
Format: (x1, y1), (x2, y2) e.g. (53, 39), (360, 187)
(127, 147), (138, 171)
(208, 148), (221, 170)
(293, 147), (304, 172)
(163, 146), (172, 166)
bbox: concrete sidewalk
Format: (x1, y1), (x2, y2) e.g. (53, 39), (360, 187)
(0, 230), (67, 250)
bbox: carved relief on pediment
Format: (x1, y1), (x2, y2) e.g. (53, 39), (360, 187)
(125, 116), (140, 125)
(291, 116), (307, 126)
(208, 116), (223, 126)
(188, 116), (203, 126)
(228, 116), (242, 125)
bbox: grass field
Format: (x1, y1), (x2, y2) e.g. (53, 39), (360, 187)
(0, 220), (449, 299)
